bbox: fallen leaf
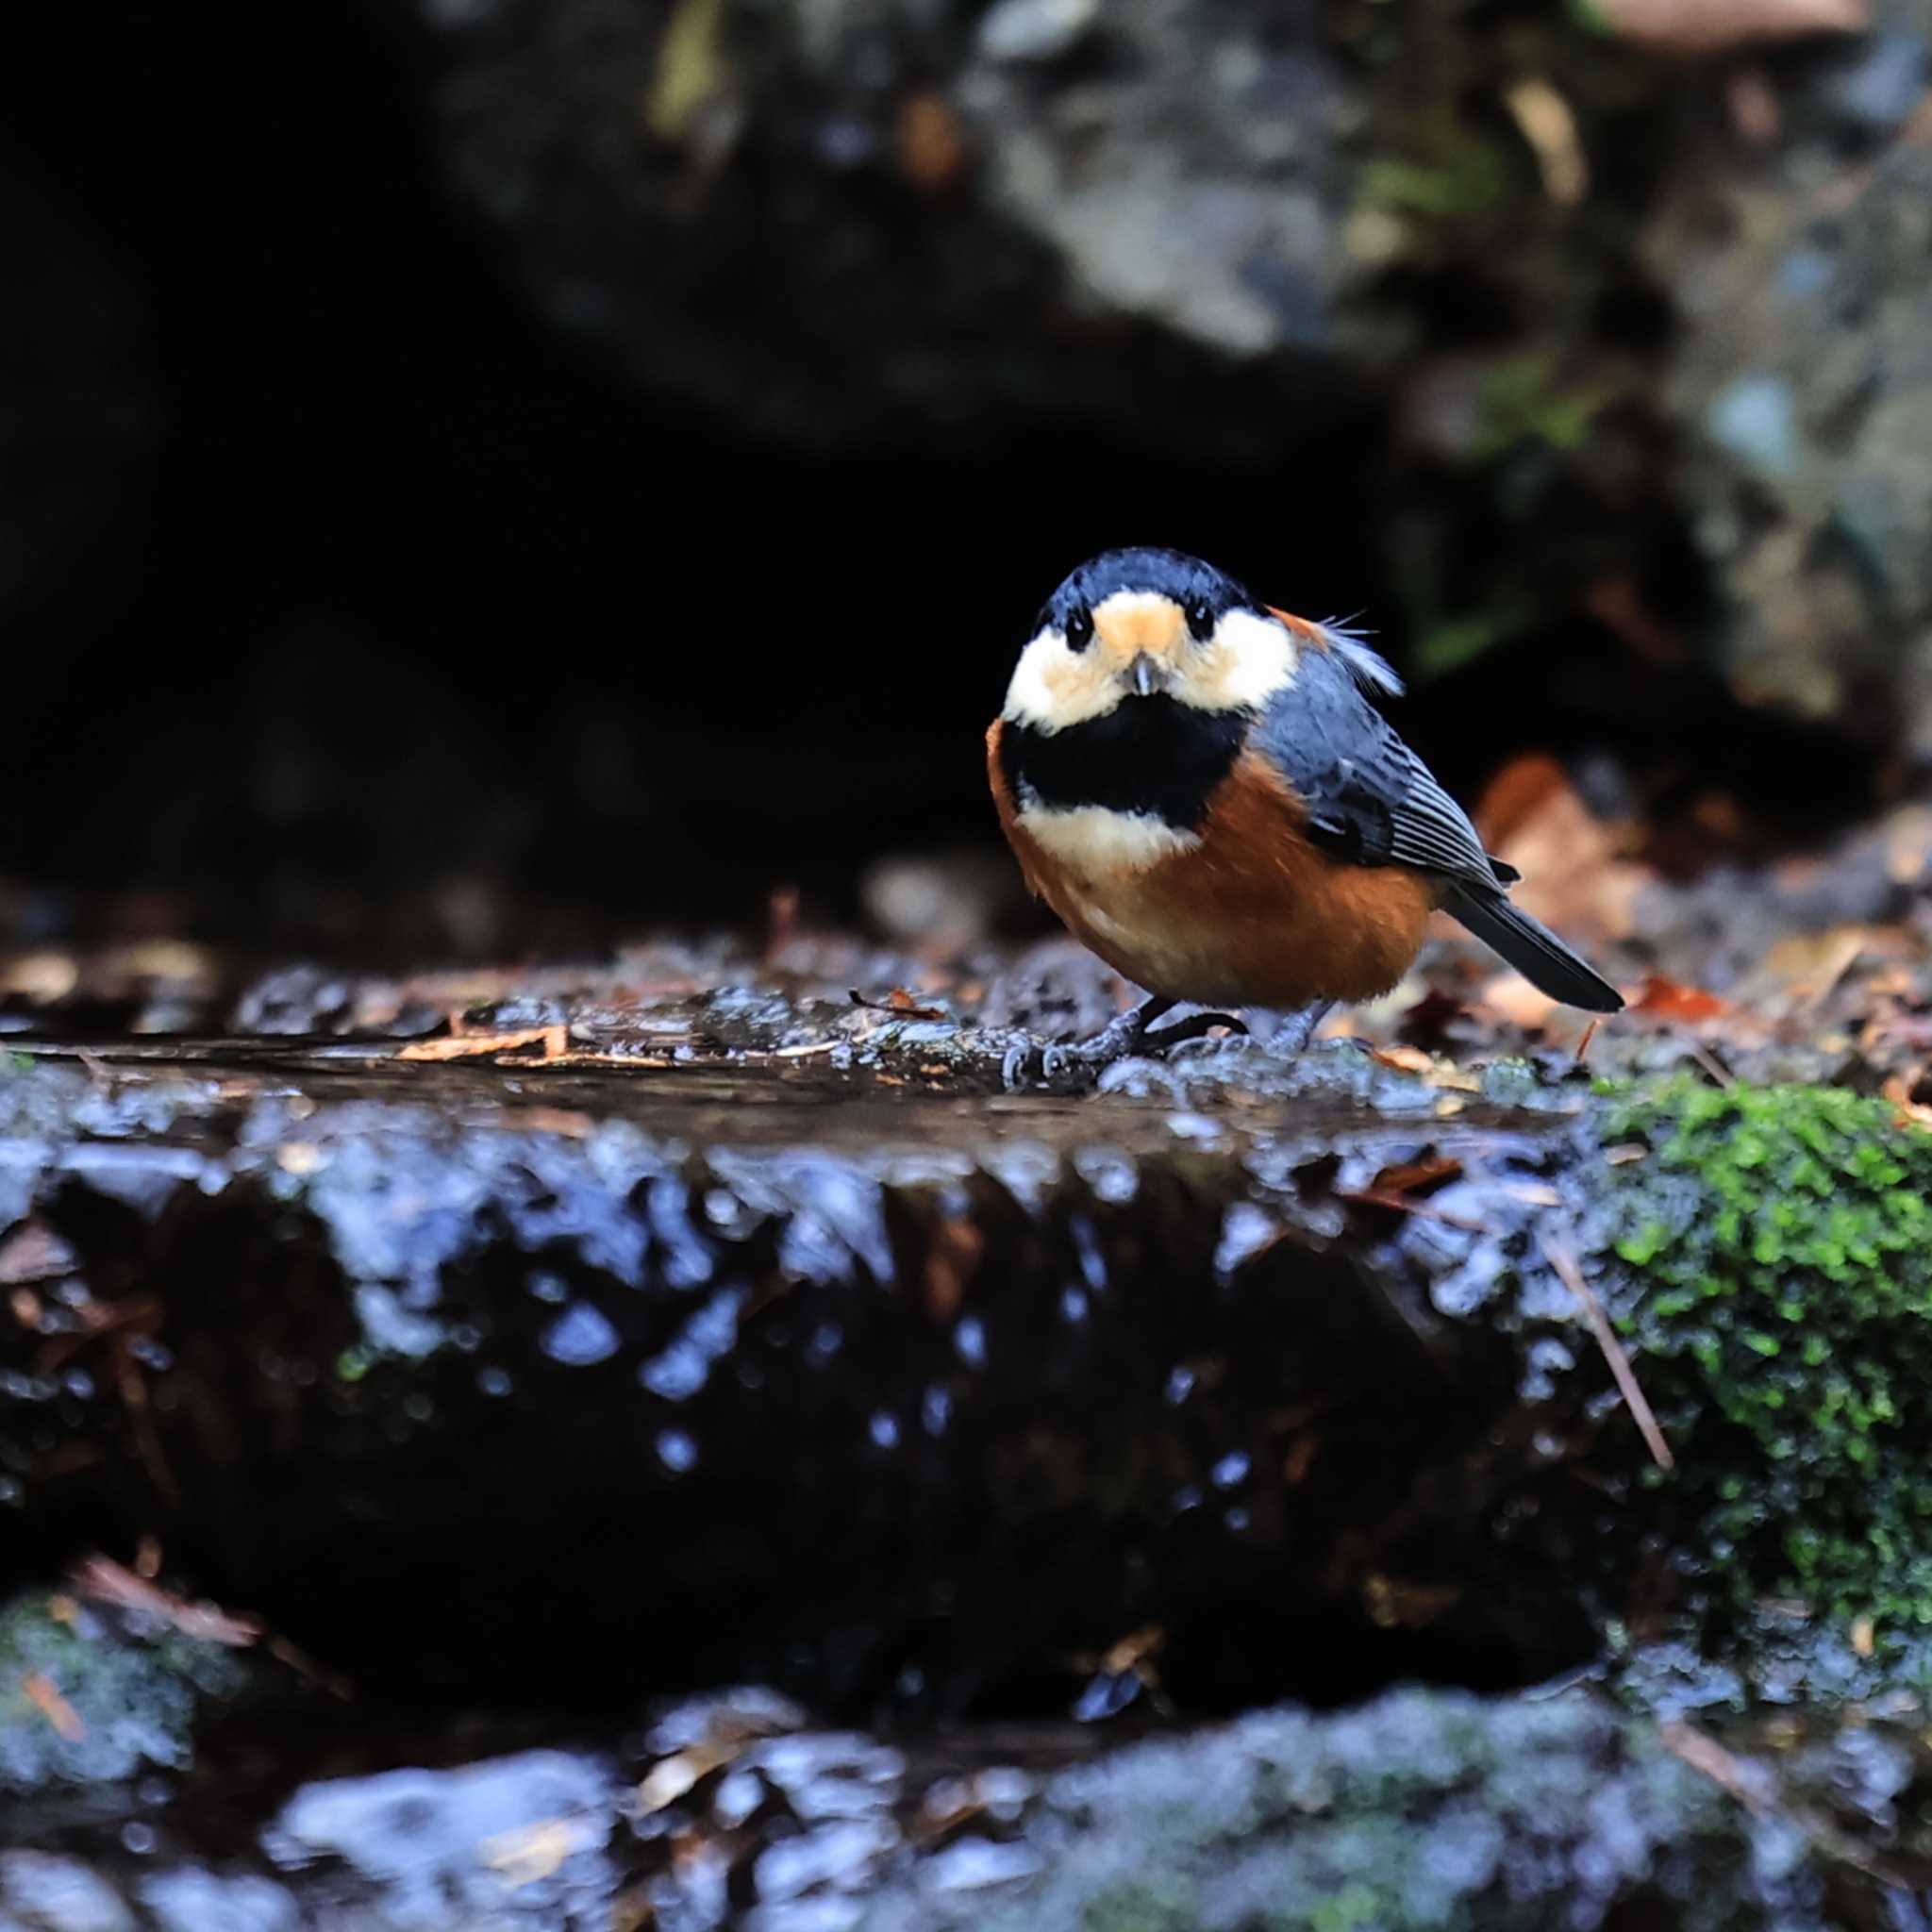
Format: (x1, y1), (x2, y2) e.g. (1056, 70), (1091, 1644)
(1853, 1615), (1876, 1657)
(1336, 1187), (1490, 1232)
(1882, 1074), (1932, 1133)
(0, 1222), (78, 1286)
(896, 90), (971, 192)
(1503, 77), (1589, 206)
(1361, 1574), (1462, 1630)
(70, 1556), (263, 1647)
(398, 1026), (566, 1063)
(850, 988), (947, 1022)
(1367, 1156), (1462, 1195)
(637, 1740), (739, 1815)
(922, 1215), (984, 1323)
(1371, 1044), (1479, 1090)
(1632, 974), (1728, 1022)
(1477, 758), (1646, 946)
(1733, 925), (1873, 1009)
(1583, 0), (1867, 58)
(643, 0), (731, 143)
(481, 1815), (603, 1887)
(1476, 972), (1560, 1032)
(23, 1673), (83, 1740)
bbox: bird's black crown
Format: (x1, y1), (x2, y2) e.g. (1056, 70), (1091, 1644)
(1034, 547), (1260, 639)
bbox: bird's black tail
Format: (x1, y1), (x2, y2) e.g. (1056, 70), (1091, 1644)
(1443, 885), (1624, 1013)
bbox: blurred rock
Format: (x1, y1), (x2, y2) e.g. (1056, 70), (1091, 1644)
(409, 0), (1378, 449)
(1651, 0), (1932, 751)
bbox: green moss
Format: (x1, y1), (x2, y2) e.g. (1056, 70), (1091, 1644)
(1599, 1078), (1932, 1625)
(0, 1590), (250, 1792)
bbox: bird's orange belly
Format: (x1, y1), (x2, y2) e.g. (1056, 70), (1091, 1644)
(1014, 755), (1436, 1009)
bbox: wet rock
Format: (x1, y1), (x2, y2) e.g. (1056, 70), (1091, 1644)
(409, 0), (1370, 449)
(16, 1683), (1932, 1928)
(0, 1590), (249, 1796)
(137, 1869), (301, 1932)
(1650, 1), (1932, 752)
(0, 1048), (1608, 1712)
(264, 1749), (618, 1928)
(0, 1855), (136, 1932)
(852, 1689), (1839, 1930)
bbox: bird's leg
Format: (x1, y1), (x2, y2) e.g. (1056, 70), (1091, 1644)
(1002, 994), (1248, 1088)
(1272, 998), (1337, 1053)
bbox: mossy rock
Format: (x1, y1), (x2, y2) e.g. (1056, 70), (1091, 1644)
(1596, 1078), (1932, 1627)
(0, 1590), (250, 1794)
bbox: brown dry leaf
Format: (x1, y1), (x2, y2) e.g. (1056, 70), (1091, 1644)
(23, 1673), (83, 1740)
(1882, 1074), (1932, 1134)
(1475, 971), (1560, 1032)
(1370, 1044), (1479, 1090)
(1584, 574), (1682, 664)
(398, 1026), (566, 1063)
(1477, 758), (1646, 946)
(1503, 78), (1589, 206)
(1336, 1187), (1490, 1232)
(1361, 1574), (1462, 1630)
(849, 988), (947, 1022)
(1586, 0), (1867, 57)
(0, 1221), (77, 1286)
(637, 1740), (739, 1815)
(922, 1215), (984, 1323)
(481, 1815), (602, 1887)
(1368, 1156), (1463, 1195)
(1099, 1624), (1166, 1678)
(896, 91), (971, 192)
(70, 1556), (263, 1647)
(1, 952), (79, 1001)
(1283, 1432), (1321, 1488)
(1852, 1615), (1876, 1657)
(1631, 974), (1729, 1022)
(1733, 925), (1874, 1010)
(642, 0), (731, 143)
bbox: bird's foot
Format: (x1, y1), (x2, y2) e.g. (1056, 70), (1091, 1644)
(1001, 999), (1247, 1090)
(1268, 999), (1337, 1056)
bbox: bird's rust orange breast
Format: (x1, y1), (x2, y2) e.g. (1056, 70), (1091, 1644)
(988, 724), (1433, 1009)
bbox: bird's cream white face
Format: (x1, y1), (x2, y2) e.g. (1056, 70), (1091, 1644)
(1002, 592), (1298, 733)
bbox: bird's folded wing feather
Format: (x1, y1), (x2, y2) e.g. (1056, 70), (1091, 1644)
(1254, 642), (1515, 890)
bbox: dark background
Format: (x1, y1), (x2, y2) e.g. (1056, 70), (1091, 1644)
(2, 1), (1875, 957)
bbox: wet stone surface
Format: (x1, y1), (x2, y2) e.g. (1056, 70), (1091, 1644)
(8, 936), (1932, 1922)
(7, 1676), (1932, 1929)
(0, 1031), (1610, 1717)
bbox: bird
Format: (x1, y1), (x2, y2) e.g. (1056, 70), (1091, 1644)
(985, 545), (1623, 1073)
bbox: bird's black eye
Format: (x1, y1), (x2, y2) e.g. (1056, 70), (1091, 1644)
(1064, 606), (1094, 651)
(1185, 598), (1216, 641)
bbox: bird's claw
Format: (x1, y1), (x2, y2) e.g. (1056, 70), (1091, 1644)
(1000, 1008), (1248, 1091)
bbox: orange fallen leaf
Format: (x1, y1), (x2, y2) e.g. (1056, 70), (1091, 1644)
(481, 1815), (602, 1886)
(23, 1673), (83, 1741)
(1367, 1156), (1463, 1195)
(896, 91), (971, 193)
(1477, 758), (1646, 946)
(1632, 975), (1728, 1022)
(70, 1556), (264, 1647)
(398, 1026), (566, 1063)
(1882, 1074), (1932, 1134)
(1586, 0), (1866, 57)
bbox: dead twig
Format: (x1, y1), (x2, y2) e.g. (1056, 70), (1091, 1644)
(1544, 1237), (1674, 1470)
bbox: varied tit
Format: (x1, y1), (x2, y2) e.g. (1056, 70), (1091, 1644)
(986, 546), (1623, 1067)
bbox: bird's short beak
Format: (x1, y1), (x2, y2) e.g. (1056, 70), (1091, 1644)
(1128, 652), (1165, 698)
